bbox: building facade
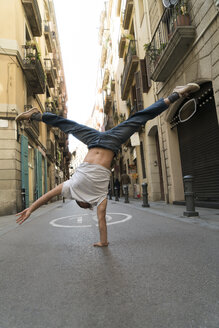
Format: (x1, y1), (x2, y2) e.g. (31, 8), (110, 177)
(96, 0), (219, 206)
(0, 0), (70, 215)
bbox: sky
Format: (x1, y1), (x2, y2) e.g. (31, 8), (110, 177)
(53, 0), (105, 151)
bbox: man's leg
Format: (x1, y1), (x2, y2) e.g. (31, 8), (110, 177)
(103, 83), (200, 147)
(16, 110), (101, 146)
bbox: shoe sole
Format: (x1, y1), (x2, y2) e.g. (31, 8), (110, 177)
(186, 83), (200, 93)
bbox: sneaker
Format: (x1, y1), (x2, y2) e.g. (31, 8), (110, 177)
(15, 107), (40, 122)
(173, 83), (200, 97)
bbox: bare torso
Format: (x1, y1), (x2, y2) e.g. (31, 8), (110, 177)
(83, 147), (114, 170)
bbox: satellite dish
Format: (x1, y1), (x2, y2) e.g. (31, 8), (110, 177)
(162, 0), (179, 8)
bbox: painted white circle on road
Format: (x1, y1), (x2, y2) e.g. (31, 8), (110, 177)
(92, 213), (132, 226)
(50, 214), (92, 228)
(49, 213), (132, 228)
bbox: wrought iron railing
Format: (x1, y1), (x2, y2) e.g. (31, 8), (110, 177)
(145, 0), (190, 71)
(23, 43), (45, 93)
(121, 40), (137, 94)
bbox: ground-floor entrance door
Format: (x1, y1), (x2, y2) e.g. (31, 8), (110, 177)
(177, 82), (219, 205)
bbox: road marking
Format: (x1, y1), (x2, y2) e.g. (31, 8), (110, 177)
(92, 213), (132, 226)
(50, 214), (92, 228)
(49, 212), (132, 228)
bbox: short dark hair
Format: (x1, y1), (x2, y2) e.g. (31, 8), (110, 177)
(76, 200), (92, 209)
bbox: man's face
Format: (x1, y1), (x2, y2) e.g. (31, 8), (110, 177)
(76, 201), (92, 209)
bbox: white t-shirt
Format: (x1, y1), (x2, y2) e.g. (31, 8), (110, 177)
(61, 162), (111, 206)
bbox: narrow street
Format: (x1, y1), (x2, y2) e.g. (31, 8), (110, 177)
(0, 200), (218, 328)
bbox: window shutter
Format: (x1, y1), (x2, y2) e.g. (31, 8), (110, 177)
(38, 151), (42, 197)
(140, 57), (151, 93)
(44, 157), (47, 193)
(135, 71), (144, 111)
(21, 135), (29, 208)
(145, 55), (152, 91)
(34, 149), (42, 199)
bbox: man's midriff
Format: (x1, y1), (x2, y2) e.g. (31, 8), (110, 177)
(83, 147), (114, 170)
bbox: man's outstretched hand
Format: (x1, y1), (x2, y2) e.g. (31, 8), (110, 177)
(16, 208), (32, 225)
(93, 242), (109, 247)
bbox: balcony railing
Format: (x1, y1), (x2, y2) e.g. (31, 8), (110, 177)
(123, 0), (133, 29)
(102, 69), (110, 91)
(22, 0), (42, 36)
(121, 40), (139, 100)
(104, 95), (112, 114)
(44, 58), (55, 88)
(100, 46), (107, 68)
(118, 35), (126, 58)
(23, 106), (39, 138)
(145, 1), (195, 82)
(45, 98), (58, 114)
(23, 45), (45, 94)
(58, 132), (66, 147)
(44, 22), (53, 53)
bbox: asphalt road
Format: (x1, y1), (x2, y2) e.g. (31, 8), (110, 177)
(0, 200), (219, 328)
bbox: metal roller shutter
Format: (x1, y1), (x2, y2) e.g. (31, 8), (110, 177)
(177, 83), (219, 203)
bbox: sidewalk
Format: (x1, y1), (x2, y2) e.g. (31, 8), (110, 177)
(109, 197), (219, 231)
(1, 198), (219, 236)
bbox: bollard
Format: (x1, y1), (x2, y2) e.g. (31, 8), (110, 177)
(183, 175), (199, 217)
(21, 188), (26, 210)
(124, 185), (129, 203)
(108, 187), (112, 200)
(114, 187), (119, 201)
(142, 183), (150, 207)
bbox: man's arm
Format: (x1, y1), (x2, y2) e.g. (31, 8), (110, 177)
(16, 183), (64, 225)
(94, 198), (109, 247)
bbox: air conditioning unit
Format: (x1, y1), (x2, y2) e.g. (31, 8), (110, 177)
(162, 0), (179, 8)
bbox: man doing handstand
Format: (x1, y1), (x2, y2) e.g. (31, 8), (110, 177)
(15, 83), (200, 246)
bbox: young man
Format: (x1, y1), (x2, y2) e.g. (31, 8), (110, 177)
(15, 83), (200, 246)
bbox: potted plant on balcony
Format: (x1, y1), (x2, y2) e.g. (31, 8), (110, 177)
(144, 42), (167, 65)
(175, 0), (190, 27)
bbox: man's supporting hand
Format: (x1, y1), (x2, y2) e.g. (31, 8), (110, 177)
(93, 242), (109, 247)
(95, 198), (108, 247)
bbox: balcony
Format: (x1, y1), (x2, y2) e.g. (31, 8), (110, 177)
(121, 40), (139, 100)
(53, 127), (61, 139)
(44, 59), (55, 88)
(104, 95), (112, 114)
(118, 36), (126, 58)
(58, 132), (66, 147)
(105, 116), (114, 130)
(102, 69), (110, 91)
(111, 79), (115, 92)
(22, 0), (42, 36)
(23, 46), (45, 94)
(46, 139), (55, 160)
(100, 46), (107, 68)
(24, 115), (39, 139)
(45, 98), (58, 114)
(123, 0), (133, 29)
(44, 22), (53, 53)
(145, 1), (196, 82)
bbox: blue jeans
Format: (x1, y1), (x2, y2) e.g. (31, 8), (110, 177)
(42, 98), (168, 154)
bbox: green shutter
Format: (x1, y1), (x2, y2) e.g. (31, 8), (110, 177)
(21, 135), (29, 208)
(34, 149), (42, 199)
(44, 157), (47, 193)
